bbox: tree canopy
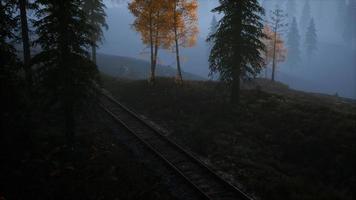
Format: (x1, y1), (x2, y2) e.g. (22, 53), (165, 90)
(33, 0), (99, 141)
(208, 0), (265, 103)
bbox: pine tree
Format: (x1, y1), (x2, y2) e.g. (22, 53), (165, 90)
(82, 0), (108, 65)
(32, 0), (99, 142)
(18, 0), (34, 91)
(1, 0), (33, 93)
(0, 0), (23, 134)
(300, 0), (311, 33)
(286, 0), (296, 22)
(287, 17), (301, 67)
(208, 0), (265, 104)
(305, 18), (317, 61)
(0, 0), (19, 82)
(343, 1), (355, 45)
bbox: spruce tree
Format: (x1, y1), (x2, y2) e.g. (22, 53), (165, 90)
(0, 0), (23, 135)
(33, 0), (99, 141)
(305, 18), (317, 61)
(0, 0), (20, 88)
(343, 1), (355, 44)
(18, 0), (33, 90)
(207, 0), (265, 104)
(286, 0), (296, 22)
(3, 0), (38, 95)
(287, 17), (301, 67)
(299, 0), (311, 33)
(82, 0), (108, 64)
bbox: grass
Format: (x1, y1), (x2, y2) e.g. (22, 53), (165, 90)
(102, 76), (356, 200)
(0, 105), (176, 200)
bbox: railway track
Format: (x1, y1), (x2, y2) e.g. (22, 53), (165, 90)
(98, 91), (254, 200)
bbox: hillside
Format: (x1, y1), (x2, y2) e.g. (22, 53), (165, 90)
(102, 77), (356, 200)
(97, 54), (205, 80)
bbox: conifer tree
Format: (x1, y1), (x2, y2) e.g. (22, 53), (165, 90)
(18, 0), (34, 91)
(286, 0), (296, 22)
(82, 0), (108, 65)
(343, 1), (355, 45)
(208, 0), (265, 104)
(0, 0), (19, 83)
(300, 0), (311, 33)
(33, 0), (99, 141)
(287, 17), (301, 67)
(305, 18), (317, 61)
(0, 0), (23, 134)
(1, 0), (34, 92)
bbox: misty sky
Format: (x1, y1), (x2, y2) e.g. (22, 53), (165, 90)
(100, 0), (355, 99)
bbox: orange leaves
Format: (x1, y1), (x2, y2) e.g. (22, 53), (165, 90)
(129, 0), (199, 82)
(262, 25), (287, 66)
(128, 0), (198, 51)
(170, 0), (199, 47)
(129, 0), (172, 48)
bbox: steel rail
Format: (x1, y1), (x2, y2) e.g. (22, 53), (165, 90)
(99, 90), (254, 200)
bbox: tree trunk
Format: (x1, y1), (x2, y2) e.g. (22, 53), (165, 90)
(19, 0), (32, 91)
(231, 67), (240, 104)
(173, 1), (183, 84)
(65, 102), (75, 144)
(149, 15), (155, 84)
(265, 65), (268, 79)
(91, 44), (97, 64)
(231, 4), (243, 105)
(151, 12), (160, 85)
(174, 34), (183, 84)
(152, 38), (158, 83)
(272, 28), (277, 82)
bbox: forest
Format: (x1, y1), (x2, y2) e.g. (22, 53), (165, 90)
(0, 0), (355, 200)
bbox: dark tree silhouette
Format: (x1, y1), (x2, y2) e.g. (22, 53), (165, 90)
(0, 0), (24, 136)
(299, 0), (311, 33)
(33, 0), (99, 142)
(208, 0), (265, 104)
(269, 6), (287, 81)
(287, 17), (301, 67)
(305, 18), (317, 61)
(82, 0), (108, 64)
(0, 0), (19, 84)
(18, 0), (34, 92)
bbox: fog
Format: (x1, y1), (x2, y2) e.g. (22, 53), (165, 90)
(100, 0), (356, 99)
